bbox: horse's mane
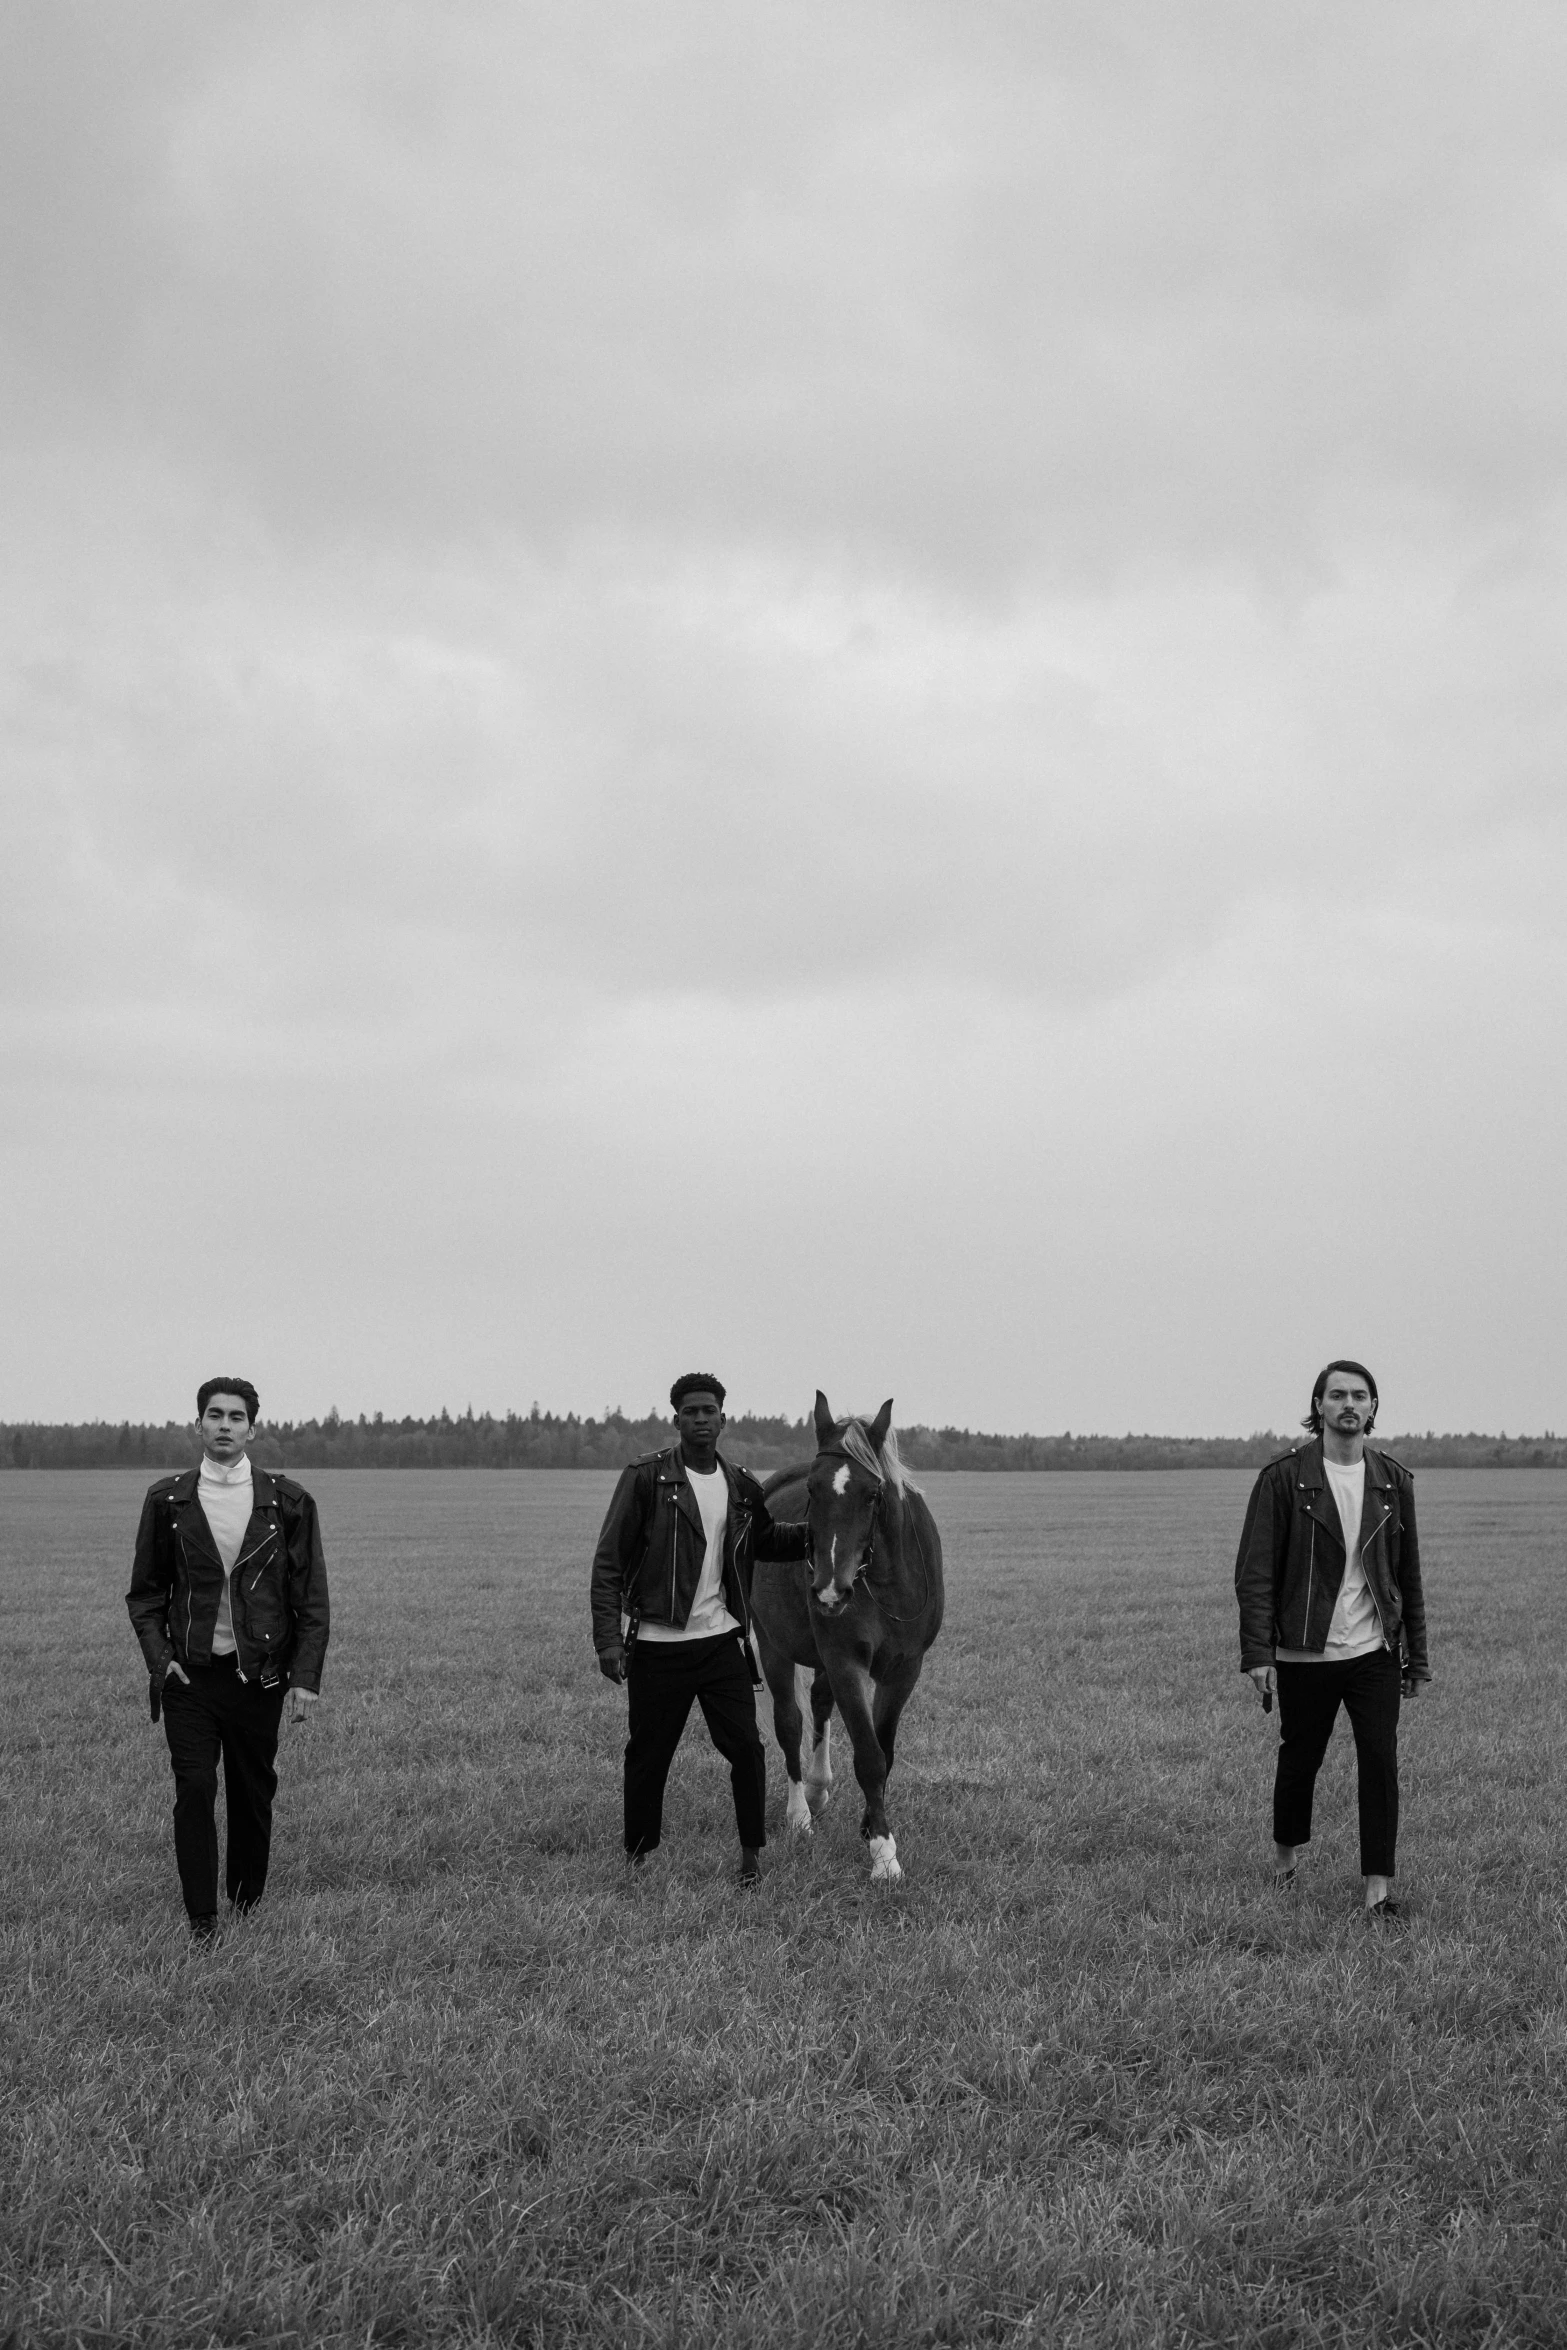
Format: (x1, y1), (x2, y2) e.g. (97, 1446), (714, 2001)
(760, 1414), (921, 1506)
(837, 1416), (921, 1498)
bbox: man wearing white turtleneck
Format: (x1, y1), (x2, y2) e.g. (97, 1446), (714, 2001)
(198, 1442), (253, 1657)
(127, 1378), (331, 1938)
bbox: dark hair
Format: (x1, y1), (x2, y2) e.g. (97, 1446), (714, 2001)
(1304, 1360), (1377, 1436)
(197, 1377), (260, 1425)
(670, 1372), (726, 1412)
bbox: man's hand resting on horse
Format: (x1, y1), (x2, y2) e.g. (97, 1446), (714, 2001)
(598, 1644), (626, 1684)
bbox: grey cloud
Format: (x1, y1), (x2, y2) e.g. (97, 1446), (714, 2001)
(8, 454), (1567, 1083)
(5, 5), (1567, 584)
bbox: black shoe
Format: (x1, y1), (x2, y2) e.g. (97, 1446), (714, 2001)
(189, 1913), (219, 1941)
(1366, 1897), (1402, 1924)
(1275, 1868), (1297, 1893)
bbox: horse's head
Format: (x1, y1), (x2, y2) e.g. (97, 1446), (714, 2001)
(806, 1390), (893, 1614)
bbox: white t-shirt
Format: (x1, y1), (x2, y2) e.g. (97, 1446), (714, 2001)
(198, 1452), (254, 1658)
(638, 1465), (740, 1642)
(1321, 1456), (1383, 1657)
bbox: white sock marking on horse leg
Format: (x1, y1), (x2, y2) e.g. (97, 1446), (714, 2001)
(785, 1778), (812, 1833)
(868, 1834), (901, 1883)
(804, 1718), (832, 1811)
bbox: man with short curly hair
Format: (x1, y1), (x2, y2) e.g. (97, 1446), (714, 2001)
(126, 1378), (330, 1938)
(590, 1373), (809, 1884)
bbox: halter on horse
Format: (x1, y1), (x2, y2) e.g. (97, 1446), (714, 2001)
(803, 1446), (884, 1598)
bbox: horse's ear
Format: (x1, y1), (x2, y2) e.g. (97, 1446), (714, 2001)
(868, 1398), (894, 1451)
(813, 1390), (836, 1447)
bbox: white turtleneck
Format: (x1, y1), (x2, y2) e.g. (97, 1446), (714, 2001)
(198, 1451), (254, 1657)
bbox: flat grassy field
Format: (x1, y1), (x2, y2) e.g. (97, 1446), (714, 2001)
(3, 1467), (1565, 2349)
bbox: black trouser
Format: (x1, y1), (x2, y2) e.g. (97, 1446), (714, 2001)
(162, 1656), (287, 1917)
(1274, 1647), (1401, 1877)
(624, 1632), (766, 1855)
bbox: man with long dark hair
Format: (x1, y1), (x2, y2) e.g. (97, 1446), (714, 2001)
(1234, 1361), (1430, 1919)
(126, 1378), (330, 1938)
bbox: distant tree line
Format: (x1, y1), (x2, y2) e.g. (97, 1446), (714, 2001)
(3, 1409), (1564, 1473)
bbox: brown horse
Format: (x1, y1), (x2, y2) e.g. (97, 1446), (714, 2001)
(750, 1391), (944, 1882)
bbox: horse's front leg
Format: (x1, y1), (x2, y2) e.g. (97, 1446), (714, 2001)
(759, 1641), (812, 1834)
(872, 1654), (923, 1777)
(831, 1657), (901, 1882)
(804, 1666), (834, 1816)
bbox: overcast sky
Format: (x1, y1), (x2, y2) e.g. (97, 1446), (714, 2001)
(3, 2), (1564, 1437)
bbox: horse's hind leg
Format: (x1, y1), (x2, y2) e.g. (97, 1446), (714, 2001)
(803, 1667), (834, 1816)
(760, 1645), (812, 1834)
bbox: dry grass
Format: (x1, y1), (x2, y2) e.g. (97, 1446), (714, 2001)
(2, 1466), (1565, 2348)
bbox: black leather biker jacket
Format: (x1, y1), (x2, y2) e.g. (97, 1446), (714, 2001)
(1234, 1439), (1429, 1679)
(589, 1445), (809, 1661)
(126, 1467), (331, 1692)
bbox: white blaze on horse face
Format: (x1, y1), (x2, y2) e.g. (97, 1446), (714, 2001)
(832, 1462), (852, 1496)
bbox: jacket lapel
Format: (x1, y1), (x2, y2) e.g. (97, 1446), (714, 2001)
(669, 1448), (705, 1534)
(177, 1478), (225, 1569)
(717, 1456), (749, 1564)
(1357, 1446), (1392, 1549)
(1294, 1440), (1344, 1547)
(718, 1457), (745, 1510)
(241, 1471), (281, 1556)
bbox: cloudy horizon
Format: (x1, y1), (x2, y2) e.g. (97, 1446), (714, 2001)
(4, 3), (1565, 1439)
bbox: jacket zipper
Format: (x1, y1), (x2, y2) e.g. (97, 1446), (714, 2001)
(668, 1480), (678, 1622)
(734, 1501), (751, 1640)
(177, 1527), (195, 1653)
(229, 1515), (280, 1674)
(237, 1530), (277, 1585)
(719, 1472), (746, 1638)
(1360, 1505), (1391, 1647)
(1304, 1518), (1314, 1640)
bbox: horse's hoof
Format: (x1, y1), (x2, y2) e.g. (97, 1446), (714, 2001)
(868, 1834), (902, 1883)
(806, 1785), (831, 1818)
